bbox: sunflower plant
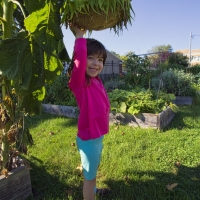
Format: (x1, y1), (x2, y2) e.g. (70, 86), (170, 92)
(0, 0), (134, 177)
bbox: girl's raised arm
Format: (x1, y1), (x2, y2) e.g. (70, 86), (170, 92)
(69, 26), (87, 88)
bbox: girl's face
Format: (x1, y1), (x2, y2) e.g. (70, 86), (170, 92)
(86, 54), (104, 77)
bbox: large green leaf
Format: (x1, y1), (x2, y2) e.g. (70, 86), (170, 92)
(0, 32), (35, 88)
(58, 39), (70, 62)
(110, 101), (119, 111)
(19, 88), (45, 115)
(24, 1), (62, 43)
(0, 30), (63, 114)
(43, 51), (64, 83)
(128, 106), (140, 115)
(0, 30), (64, 84)
(24, 1), (69, 61)
(119, 102), (127, 113)
(24, 0), (65, 16)
(0, 0), (69, 114)
(23, 0), (46, 14)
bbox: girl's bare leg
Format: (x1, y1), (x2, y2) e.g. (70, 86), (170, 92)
(83, 177), (96, 200)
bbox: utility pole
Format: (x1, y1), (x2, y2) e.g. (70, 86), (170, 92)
(189, 32), (192, 67)
(189, 32), (200, 67)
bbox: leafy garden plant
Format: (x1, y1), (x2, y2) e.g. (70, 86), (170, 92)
(108, 88), (178, 114)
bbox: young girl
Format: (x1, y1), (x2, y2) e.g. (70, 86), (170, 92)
(68, 26), (110, 200)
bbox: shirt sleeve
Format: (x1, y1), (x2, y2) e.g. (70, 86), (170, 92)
(69, 38), (87, 89)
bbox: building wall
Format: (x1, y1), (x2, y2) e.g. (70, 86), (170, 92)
(176, 49), (200, 66)
(100, 50), (122, 75)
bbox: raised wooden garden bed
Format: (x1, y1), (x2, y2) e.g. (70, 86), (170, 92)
(109, 107), (175, 130)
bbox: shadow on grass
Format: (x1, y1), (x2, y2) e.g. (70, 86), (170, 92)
(98, 164), (200, 200)
(163, 105), (200, 131)
(27, 155), (83, 200)
(27, 162), (200, 200)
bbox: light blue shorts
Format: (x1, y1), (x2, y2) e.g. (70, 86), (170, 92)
(76, 136), (104, 180)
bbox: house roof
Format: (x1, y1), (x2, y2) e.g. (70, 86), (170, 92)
(106, 49), (122, 62)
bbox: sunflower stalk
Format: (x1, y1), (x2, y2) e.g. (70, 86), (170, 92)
(9, 0), (26, 18)
(1, 0), (14, 170)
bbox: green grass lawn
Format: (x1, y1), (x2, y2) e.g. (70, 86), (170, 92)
(26, 105), (200, 200)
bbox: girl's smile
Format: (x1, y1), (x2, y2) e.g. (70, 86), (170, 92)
(86, 54), (104, 77)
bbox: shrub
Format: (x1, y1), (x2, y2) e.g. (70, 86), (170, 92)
(103, 78), (127, 92)
(167, 52), (189, 68)
(188, 64), (200, 75)
(168, 63), (186, 71)
(43, 75), (76, 106)
(152, 69), (198, 96)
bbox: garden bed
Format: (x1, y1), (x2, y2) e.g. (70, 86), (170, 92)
(42, 104), (175, 130)
(109, 107), (175, 129)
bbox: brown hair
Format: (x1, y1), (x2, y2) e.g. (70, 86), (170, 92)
(67, 38), (107, 85)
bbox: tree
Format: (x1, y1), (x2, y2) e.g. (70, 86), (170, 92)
(123, 52), (151, 88)
(147, 45), (172, 69)
(120, 51), (135, 71)
(167, 52), (189, 68)
(147, 44), (173, 54)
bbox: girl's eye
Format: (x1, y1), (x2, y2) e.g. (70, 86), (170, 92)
(88, 56), (93, 60)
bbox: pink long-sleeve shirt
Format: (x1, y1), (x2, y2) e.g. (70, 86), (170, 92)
(68, 38), (110, 140)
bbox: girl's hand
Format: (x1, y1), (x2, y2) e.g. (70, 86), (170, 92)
(69, 24), (87, 39)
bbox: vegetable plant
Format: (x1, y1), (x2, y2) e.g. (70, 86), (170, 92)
(108, 88), (178, 114)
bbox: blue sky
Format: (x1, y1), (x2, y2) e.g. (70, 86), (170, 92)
(62, 0), (200, 58)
